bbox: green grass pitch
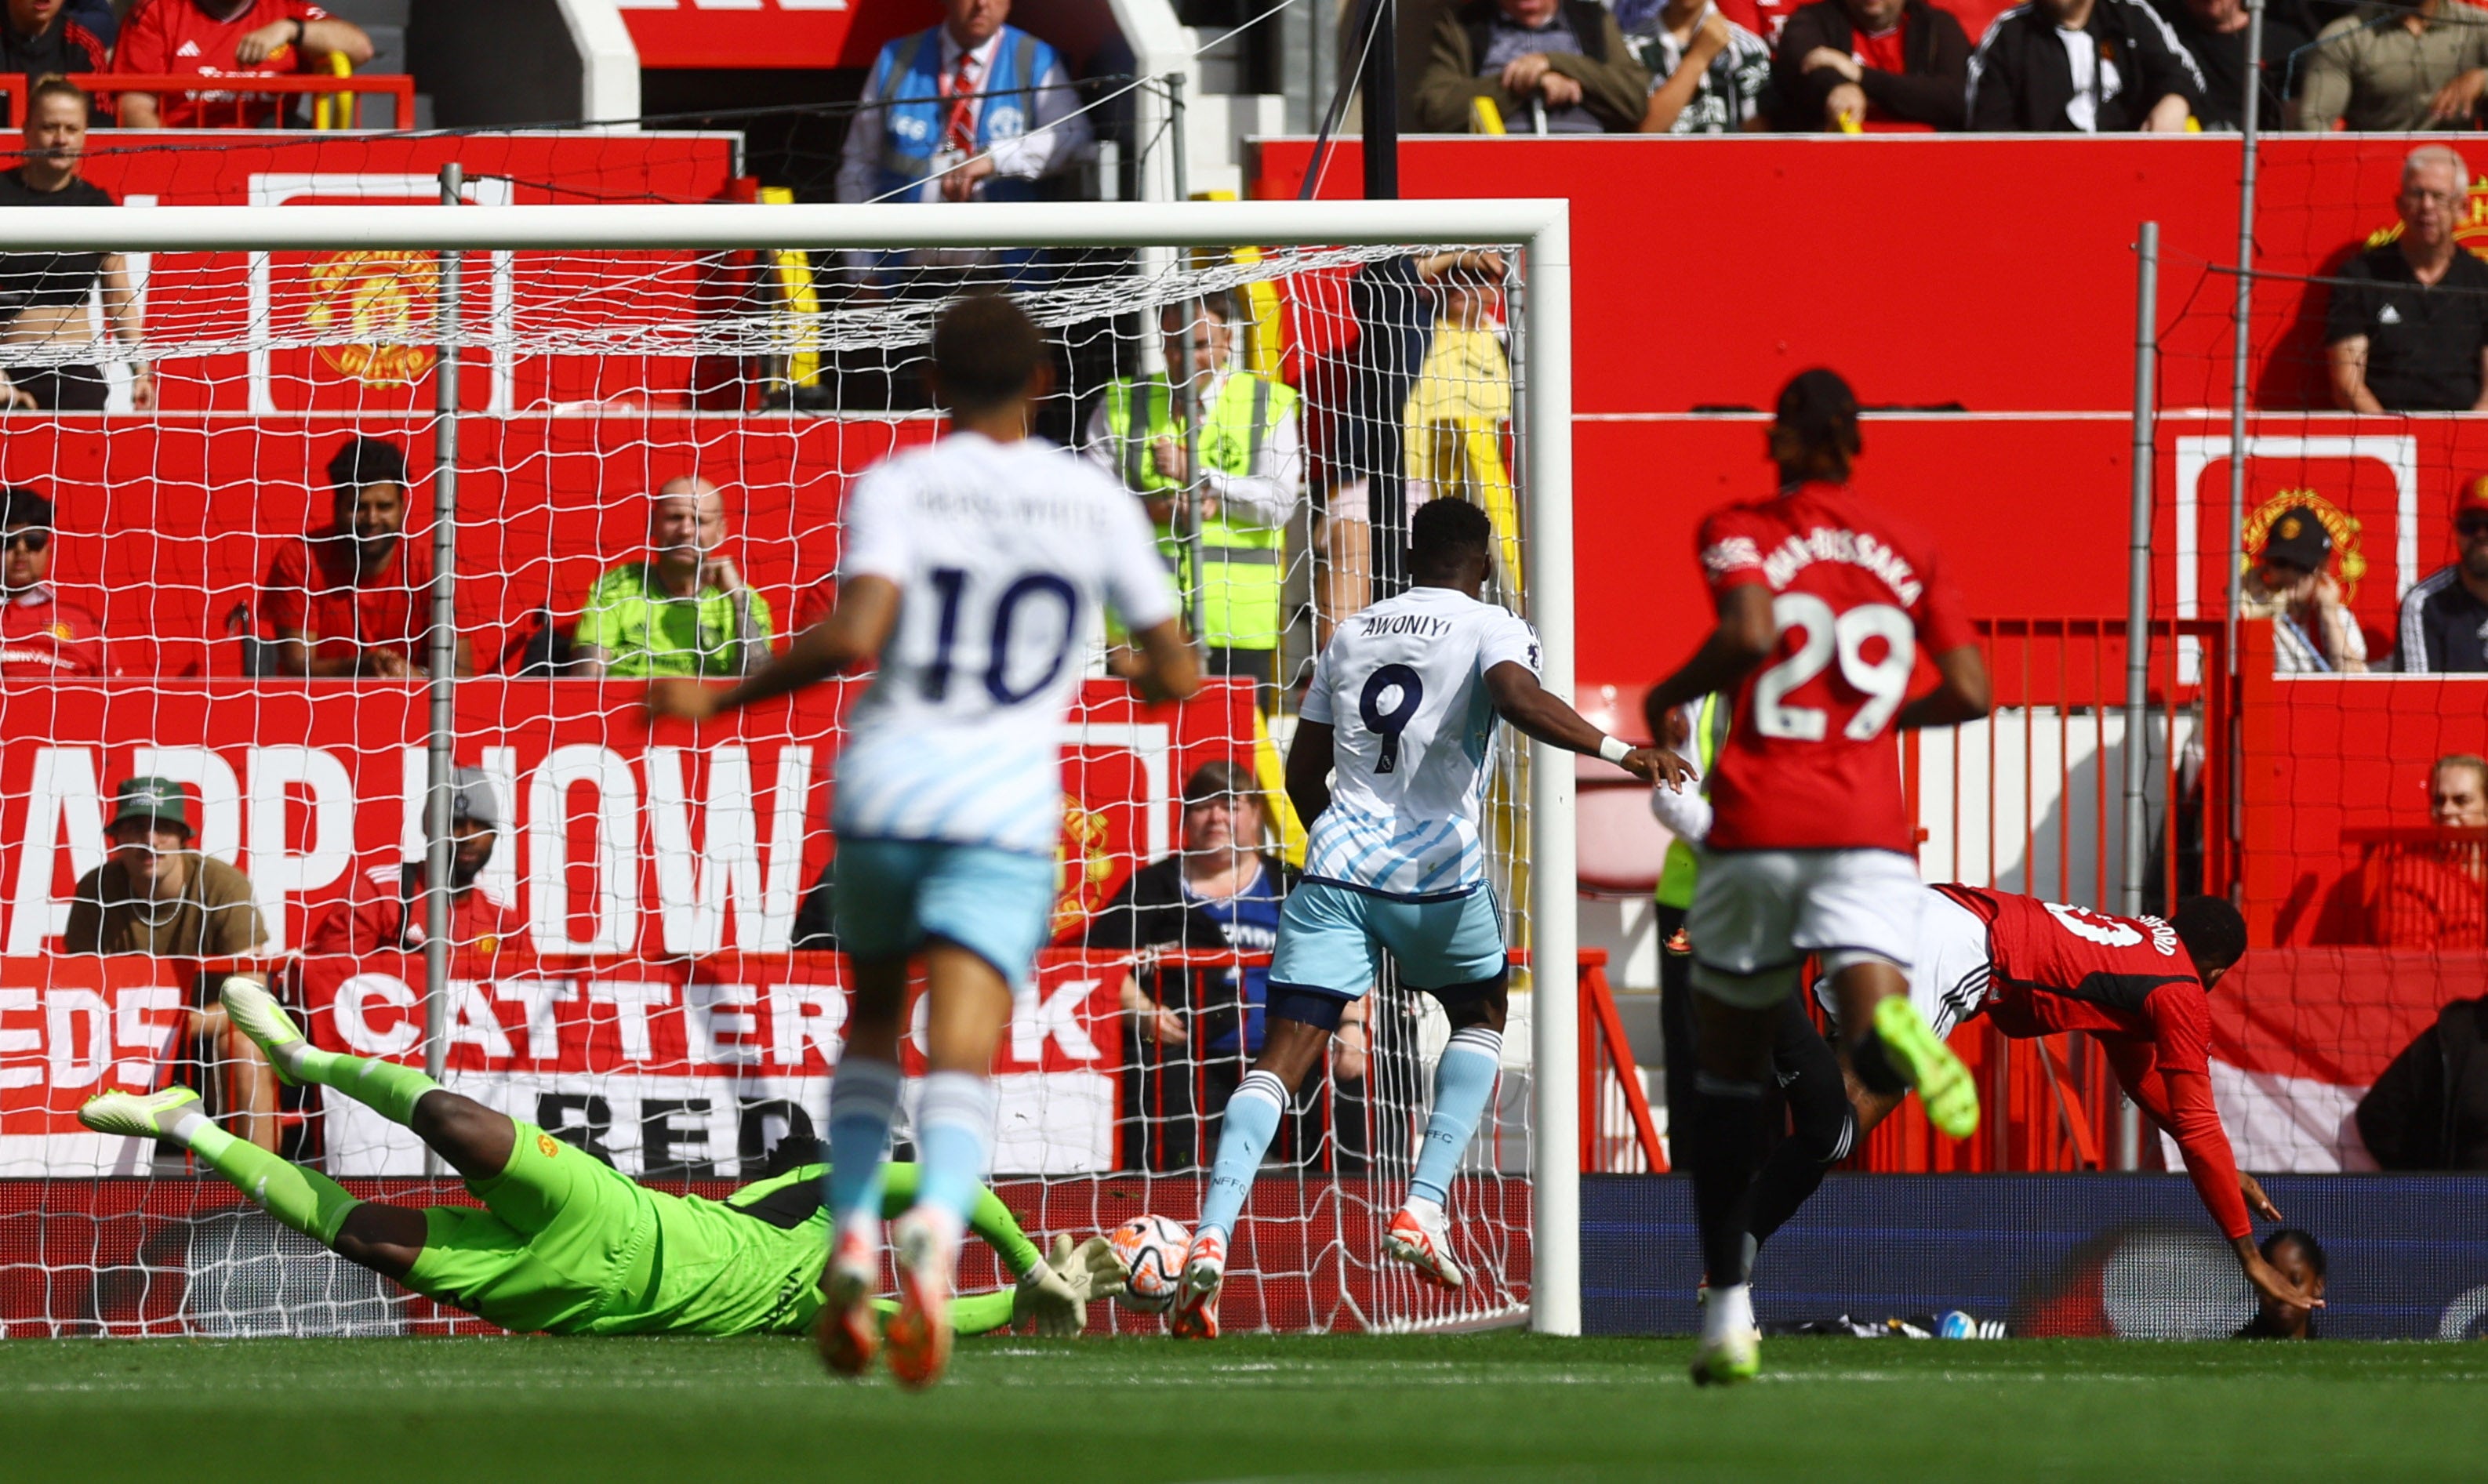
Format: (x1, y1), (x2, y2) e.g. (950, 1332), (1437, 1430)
(6, 1333), (2483, 1482)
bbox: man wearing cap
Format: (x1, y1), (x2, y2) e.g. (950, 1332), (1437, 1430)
(0, 485), (106, 677)
(2239, 505), (2367, 673)
(2398, 479), (2488, 673)
(265, 436), (474, 680)
(65, 776), (280, 1150)
(307, 767), (525, 956)
(572, 476), (774, 680)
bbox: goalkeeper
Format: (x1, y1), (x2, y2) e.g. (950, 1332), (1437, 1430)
(78, 980), (1119, 1343)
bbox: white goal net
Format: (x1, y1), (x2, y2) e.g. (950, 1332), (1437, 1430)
(0, 198), (1578, 1338)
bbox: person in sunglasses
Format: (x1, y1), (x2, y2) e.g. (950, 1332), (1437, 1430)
(2398, 477), (2488, 673)
(0, 485), (104, 677)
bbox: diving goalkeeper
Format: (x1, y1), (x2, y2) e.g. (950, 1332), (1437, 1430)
(78, 980), (1119, 1341)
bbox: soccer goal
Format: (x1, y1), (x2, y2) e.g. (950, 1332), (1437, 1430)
(0, 196), (1583, 1338)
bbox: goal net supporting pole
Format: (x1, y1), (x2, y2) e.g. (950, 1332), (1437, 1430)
(0, 196), (1585, 1336)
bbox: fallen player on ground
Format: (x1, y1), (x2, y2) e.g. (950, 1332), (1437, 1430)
(80, 978), (1120, 1341)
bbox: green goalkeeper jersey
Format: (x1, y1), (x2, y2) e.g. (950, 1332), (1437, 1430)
(406, 1139), (1044, 1339)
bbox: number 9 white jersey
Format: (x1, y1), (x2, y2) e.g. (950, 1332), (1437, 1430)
(1298, 585), (1539, 901)
(831, 431), (1178, 857)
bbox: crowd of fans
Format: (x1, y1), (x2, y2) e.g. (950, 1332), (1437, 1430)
(1406, 0), (2488, 134)
(0, 0), (373, 126)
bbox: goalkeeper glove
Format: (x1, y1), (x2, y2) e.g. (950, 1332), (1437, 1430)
(1012, 1233), (1128, 1336)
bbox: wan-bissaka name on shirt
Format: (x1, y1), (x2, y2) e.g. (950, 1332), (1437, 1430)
(1702, 525), (1923, 606)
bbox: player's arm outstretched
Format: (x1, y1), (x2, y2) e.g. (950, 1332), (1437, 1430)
(2103, 1034), (2323, 1319)
(1283, 665), (1691, 827)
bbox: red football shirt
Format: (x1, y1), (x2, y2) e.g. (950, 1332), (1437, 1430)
(0, 586), (107, 677)
(1853, 24), (1908, 75)
(111, 0), (332, 129)
(305, 862), (526, 956)
(1716, 0), (1801, 43)
(1695, 481), (1972, 853)
(1941, 885), (2251, 1239)
(263, 530), (434, 672)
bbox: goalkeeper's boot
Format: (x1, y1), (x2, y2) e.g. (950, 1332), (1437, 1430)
(220, 976), (307, 1087)
(815, 1222), (881, 1380)
(1872, 994), (1979, 1141)
(1168, 1228), (1226, 1340)
(78, 1085), (203, 1143)
(1382, 1202), (1466, 1290)
(884, 1210), (955, 1391)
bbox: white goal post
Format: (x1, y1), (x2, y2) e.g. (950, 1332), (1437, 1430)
(0, 198), (1582, 1337)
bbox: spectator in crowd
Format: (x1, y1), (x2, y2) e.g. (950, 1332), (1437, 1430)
(0, 486), (104, 676)
(111, 0), (372, 129)
(1966, 0), (2203, 131)
(1081, 760), (1366, 1170)
(0, 78), (152, 413)
(2364, 753), (2487, 947)
(2148, 0), (2309, 129)
(1082, 292), (1300, 702)
(572, 476), (774, 680)
(834, 0), (1090, 208)
(1416, 0), (1651, 133)
(1769, 0), (1971, 130)
(1628, 0), (1776, 131)
(2237, 504), (2367, 673)
(306, 768), (523, 957)
(65, 776), (281, 1151)
(2326, 147), (2488, 415)
(1403, 255), (1516, 584)
(2399, 476), (2488, 672)
(2356, 987), (2488, 1170)
(0, 2), (112, 82)
(2233, 1230), (2327, 1338)
(2294, 0), (2488, 132)
(264, 437), (470, 680)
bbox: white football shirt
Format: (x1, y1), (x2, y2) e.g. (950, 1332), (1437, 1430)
(1298, 584), (1539, 899)
(833, 431), (1178, 856)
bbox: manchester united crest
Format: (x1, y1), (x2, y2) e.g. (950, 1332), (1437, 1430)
(304, 251), (441, 387)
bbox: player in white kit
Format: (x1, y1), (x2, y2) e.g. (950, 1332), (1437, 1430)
(1167, 498), (1687, 1338)
(647, 294), (1200, 1388)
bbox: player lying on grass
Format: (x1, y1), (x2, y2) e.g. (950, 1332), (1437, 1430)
(80, 979), (1121, 1339)
(1166, 497), (1690, 1338)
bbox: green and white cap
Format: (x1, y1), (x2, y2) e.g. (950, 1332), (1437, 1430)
(110, 776), (192, 836)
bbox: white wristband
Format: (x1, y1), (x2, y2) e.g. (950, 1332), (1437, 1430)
(1597, 735), (1632, 765)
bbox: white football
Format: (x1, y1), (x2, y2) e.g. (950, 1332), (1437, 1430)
(1107, 1214), (1192, 1314)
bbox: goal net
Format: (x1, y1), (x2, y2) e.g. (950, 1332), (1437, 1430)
(0, 197), (1578, 1338)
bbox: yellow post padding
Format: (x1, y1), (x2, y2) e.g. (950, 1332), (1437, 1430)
(757, 187), (823, 388)
(1255, 709), (1308, 868)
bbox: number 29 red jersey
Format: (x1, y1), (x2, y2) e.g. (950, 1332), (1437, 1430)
(1695, 481), (1972, 854)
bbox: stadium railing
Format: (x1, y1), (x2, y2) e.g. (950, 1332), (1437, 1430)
(0, 74), (416, 131)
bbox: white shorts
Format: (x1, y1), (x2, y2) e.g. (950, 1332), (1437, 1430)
(1686, 847), (1924, 1009)
(1814, 887), (1992, 1041)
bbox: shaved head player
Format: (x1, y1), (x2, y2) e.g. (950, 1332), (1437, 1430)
(1643, 368), (1991, 1384)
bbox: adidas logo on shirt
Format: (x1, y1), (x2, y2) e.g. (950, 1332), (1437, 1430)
(2379, 304), (2403, 325)
(175, 39), (201, 56)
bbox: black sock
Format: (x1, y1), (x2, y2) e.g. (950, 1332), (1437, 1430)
(1684, 1072), (1769, 1289)
(1850, 1029), (1908, 1097)
(1746, 1101), (1854, 1250)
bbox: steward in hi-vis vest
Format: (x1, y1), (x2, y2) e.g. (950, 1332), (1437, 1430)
(1081, 292), (1305, 691)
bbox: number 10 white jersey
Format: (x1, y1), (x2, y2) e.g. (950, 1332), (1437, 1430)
(833, 431), (1178, 857)
(1298, 584), (1539, 900)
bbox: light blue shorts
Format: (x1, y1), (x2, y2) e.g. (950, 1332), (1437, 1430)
(1267, 880), (1509, 1000)
(832, 838), (1058, 990)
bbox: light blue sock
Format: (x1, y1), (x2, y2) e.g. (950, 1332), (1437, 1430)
(1198, 1069), (1288, 1242)
(1408, 1027), (1503, 1208)
(824, 1056), (902, 1231)
(912, 1070), (997, 1232)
